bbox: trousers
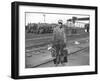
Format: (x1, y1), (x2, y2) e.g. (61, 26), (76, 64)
(52, 42), (66, 65)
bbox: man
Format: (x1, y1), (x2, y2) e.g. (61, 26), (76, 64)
(52, 20), (67, 66)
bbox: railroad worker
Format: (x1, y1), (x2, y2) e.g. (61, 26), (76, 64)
(52, 20), (67, 66)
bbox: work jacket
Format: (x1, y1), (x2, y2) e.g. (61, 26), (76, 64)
(52, 25), (67, 45)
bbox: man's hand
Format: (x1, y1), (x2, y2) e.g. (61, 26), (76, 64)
(64, 46), (68, 50)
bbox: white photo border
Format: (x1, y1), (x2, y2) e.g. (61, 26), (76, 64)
(18, 5), (96, 76)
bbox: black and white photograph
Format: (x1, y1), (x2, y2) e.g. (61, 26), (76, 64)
(25, 12), (90, 68)
(11, 2), (97, 79)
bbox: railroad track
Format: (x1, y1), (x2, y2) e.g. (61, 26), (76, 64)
(26, 33), (89, 41)
(26, 37), (89, 51)
(30, 46), (89, 68)
(25, 37), (89, 53)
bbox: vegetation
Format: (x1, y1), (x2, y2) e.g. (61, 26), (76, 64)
(25, 23), (89, 34)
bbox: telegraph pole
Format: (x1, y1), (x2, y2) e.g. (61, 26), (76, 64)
(43, 14), (46, 23)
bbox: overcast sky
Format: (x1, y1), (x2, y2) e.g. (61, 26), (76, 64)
(25, 13), (89, 25)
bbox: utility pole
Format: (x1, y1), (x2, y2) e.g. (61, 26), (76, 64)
(43, 14), (46, 23)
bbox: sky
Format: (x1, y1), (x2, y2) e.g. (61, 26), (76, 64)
(25, 12), (89, 25)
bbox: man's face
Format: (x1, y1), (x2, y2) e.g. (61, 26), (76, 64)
(58, 23), (62, 28)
